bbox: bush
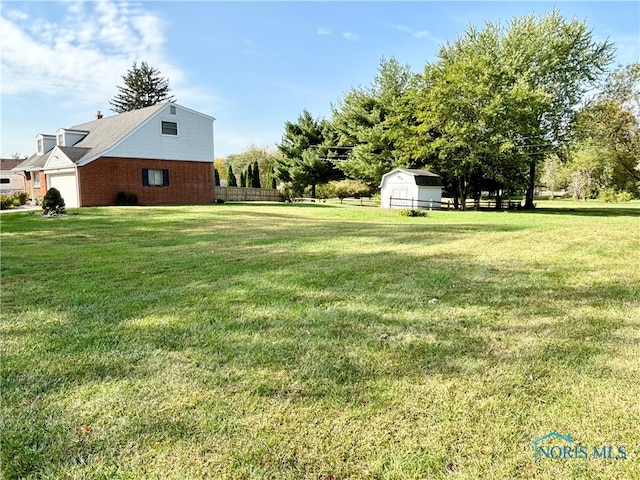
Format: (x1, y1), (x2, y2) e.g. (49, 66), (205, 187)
(117, 191), (138, 206)
(598, 188), (634, 203)
(0, 194), (12, 210)
(398, 208), (428, 217)
(325, 180), (371, 203)
(0, 191), (29, 209)
(13, 191), (29, 205)
(42, 188), (66, 216)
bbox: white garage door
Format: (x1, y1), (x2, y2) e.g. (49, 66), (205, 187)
(47, 172), (79, 208)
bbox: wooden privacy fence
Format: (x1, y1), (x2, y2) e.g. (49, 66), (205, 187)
(216, 186), (284, 203)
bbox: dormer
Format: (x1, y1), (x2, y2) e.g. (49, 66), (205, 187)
(56, 128), (89, 147)
(36, 134), (56, 155)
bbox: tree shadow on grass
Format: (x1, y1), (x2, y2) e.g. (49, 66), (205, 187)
(2, 209), (637, 478)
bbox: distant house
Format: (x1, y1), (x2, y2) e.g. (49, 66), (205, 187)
(13, 103), (216, 207)
(1, 158), (27, 194)
(380, 168), (443, 209)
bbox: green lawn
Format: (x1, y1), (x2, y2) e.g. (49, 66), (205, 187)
(1, 201), (639, 479)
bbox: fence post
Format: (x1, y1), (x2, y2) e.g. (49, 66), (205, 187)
(412, 198), (414, 209)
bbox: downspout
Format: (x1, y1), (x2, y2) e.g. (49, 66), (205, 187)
(75, 164), (81, 207)
(212, 117), (216, 202)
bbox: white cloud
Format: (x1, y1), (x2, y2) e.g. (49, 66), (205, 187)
(395, 24), (411, 33)
(317, 27), (331, 36)
(0, 1), (180, 107)
(343, 32), (359, 41)
(413, 29), (440, 43)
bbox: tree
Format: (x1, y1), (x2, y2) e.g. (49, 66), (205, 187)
(246, 164), (253, 187)
(502, 10), (614, 207)
(251, 161), (261, 188)
(570, 64), (640, 197)
(214, 168), (220, 187)
(42, 188), (66, 216)
(227, 165), (237, 186)
(226, 145), (281, 187)
(410, 10), (613, 208)
(541, 155), (565, 199)
(214, 158), (228, 181)
(331, 57), (416, 187)
(276, 110), (342, 197)
(240, 170), (247, 188)
(109, 61), (175, 113)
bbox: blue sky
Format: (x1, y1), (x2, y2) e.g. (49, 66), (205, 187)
(1, 1), (638, 160)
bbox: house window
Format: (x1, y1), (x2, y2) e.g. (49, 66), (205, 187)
(170, 105), (177, 115)
(37, 139), (43, 154)
(32, 172), (41, 188)
(142, 169), (169, 186)
(161, 121), (178, 135)
(57, 133), (64, 146)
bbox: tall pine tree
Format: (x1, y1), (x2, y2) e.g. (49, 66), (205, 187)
(109, 61), (175, 113)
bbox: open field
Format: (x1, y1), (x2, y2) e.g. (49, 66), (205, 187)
(1, 200), (639, 479)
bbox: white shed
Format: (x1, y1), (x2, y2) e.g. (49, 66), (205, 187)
(380, 168), (443, 209)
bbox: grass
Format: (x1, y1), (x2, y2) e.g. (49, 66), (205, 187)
(1, 200), (639, 479)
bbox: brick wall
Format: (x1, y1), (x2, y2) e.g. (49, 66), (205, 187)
(78, 157), (215, 206)
(27, 171), (48, 202)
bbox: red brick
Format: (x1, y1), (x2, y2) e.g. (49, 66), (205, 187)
(78, 157), (215, 206)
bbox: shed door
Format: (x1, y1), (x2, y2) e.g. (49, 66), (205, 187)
(47, 172), (79, 208)
(391, 187), (409, 208)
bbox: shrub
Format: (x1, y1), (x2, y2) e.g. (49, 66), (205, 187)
(315, 183), (333, 200)
(117, 191), (138, 206)
(326, 180), (371, 203)
(13, 191), (29, 205)
(42, 188), (66, 216)
(0, 194), (12, 210)
(398, 208), (428, 217)
(0, 191), (29, 209)
(598, 188), (634, 203)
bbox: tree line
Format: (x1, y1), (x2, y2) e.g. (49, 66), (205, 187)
(272, 10), (638, 207)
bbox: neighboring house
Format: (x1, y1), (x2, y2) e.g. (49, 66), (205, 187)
(0, 158), (27, 195)
(380, 168), (443, 209)
(13, 103), (215, 207)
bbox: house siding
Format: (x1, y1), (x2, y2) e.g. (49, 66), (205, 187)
(107, 105), (214, 162)
(78, 157), (215, 206)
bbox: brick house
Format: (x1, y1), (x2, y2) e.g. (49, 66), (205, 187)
(13, 103), (216, 207)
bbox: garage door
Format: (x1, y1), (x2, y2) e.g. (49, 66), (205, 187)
(47, 172), (79, 208)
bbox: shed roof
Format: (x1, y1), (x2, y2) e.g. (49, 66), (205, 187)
(381, 168), (443, 187)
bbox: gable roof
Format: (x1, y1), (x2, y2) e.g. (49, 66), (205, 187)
(13, 102), (211, 171)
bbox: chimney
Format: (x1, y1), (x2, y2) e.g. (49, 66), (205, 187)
(95, 111), (103, 120)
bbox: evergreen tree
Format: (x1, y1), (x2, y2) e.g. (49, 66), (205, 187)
(246, 164), (253, 187)
(214, 168), (220, 186)
(42, 188), (66, 216)
(227, 165), (237, 186)
(276, 109), (342, 197)
(109, 61), (175, 113)
(240, 170), (246, 188)
(252, 161), (261, 188)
